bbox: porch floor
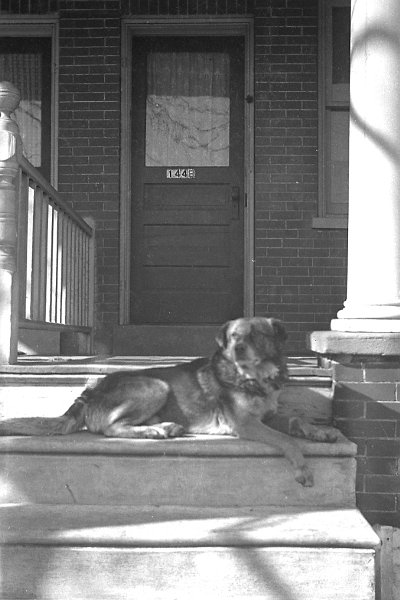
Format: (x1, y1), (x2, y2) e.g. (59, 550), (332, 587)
(0, 355), (331, 379)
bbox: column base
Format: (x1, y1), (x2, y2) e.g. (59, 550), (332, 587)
(308, 330), (400, 356)
(331, 319), (400, 333)
(336, 304), (400, 320)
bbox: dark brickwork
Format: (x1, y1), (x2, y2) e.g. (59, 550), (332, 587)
(57, 1), (122, 349)
(0, 0), (59, 13)
(1, 0), (348, 353)
(122, 0), (255, 14)
(333, 359), (400, 527)
(253, 0), (347, 352)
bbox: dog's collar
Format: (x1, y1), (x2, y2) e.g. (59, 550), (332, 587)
(196, 362), (223, 403)
(237, 376), (284, 396)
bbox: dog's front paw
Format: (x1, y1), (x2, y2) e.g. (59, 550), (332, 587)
(305, 425), (339, 443)
(295, 465), (314, 487)
(290, 419), (339, 444)
(318, 426), (339, 443)
(146, 422), (184, 439)
(161, 422), (185, 437)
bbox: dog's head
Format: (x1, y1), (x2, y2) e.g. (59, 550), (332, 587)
(215, 317), (288, 390)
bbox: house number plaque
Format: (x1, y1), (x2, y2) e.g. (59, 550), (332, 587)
(166, 168), (196, 179)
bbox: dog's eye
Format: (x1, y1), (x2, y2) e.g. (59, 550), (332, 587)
(235, 343), (247, 357)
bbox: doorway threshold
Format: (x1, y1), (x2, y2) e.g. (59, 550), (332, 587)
(113, 324), (220, 356)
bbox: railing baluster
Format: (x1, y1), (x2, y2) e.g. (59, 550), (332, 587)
(77, 228), (81, 326)
(38, 194), (48, 322)
(66, 218), (72, 325)
(25, 184), (34, 320)
(45, 203), (53, 323)
(53, 206), (59, 323)
(72, 225), (78, 326)
(79, 229), (84, 326)
(60, 212), (67, 325)
(31, 185), (45, 322)
(83, 234), (88, 326)
(16, 171), (29, 321)
(74, 231), (81, 325)
(56, 209), (62, 324)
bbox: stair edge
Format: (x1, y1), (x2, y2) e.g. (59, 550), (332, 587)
(0, 504), (380, 549)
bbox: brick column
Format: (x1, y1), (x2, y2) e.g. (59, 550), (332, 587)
(332, 0), (400, 332)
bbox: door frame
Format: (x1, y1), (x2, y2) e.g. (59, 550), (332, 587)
(120, 17), (254, 325)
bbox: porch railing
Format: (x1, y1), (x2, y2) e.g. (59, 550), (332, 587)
(0, 81), (94, 364)
(17, 157), (95, 333)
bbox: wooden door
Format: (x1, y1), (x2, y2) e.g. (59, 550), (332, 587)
(130, 36), (244, 324)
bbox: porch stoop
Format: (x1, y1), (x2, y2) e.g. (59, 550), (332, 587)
(0, 358), (379, 599)
(1, 505), (378, 600)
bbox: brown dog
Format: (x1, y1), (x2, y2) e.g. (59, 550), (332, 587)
(0, 317), (338, 486)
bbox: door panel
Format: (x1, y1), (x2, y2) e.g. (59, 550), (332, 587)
(143, 226), (230, 266)
(131, 36), (244, 325)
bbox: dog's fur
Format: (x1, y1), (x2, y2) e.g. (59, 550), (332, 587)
(0, 317), (338, 486)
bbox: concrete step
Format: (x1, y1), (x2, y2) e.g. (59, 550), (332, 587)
(0, 382), (333, 424)
(0, 356), (334, 425)
(0, 503), (379, 599)
(0, 432), (356, 507)
(0, 354), (333, 378)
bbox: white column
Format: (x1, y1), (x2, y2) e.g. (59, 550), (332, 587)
(332, 0), (400, 332)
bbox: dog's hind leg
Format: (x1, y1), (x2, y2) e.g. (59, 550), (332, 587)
(85, 376), (184, 439)
(104, 419), (184, 439)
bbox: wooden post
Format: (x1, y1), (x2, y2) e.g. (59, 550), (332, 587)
(0, 82), (21, 364)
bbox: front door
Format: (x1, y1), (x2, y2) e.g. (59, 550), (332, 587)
(130, 36), (244, 325)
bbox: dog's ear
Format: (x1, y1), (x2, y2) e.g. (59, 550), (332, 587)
(270, 318), (288, 342)
(216, 321), (231, 348)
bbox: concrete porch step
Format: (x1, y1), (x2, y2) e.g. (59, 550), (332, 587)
(0, 356), (334, 425)
(0, 354), (333, 378)
(0, 433), (356, 507)
(0, 503), (379, 599)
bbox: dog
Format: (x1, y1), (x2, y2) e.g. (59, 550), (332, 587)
(0, 317), (338, 486)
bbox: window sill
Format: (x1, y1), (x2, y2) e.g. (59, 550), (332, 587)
(312, 216), (348, 229)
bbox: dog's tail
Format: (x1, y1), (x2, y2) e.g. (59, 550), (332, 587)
(0, 392), (88, 436)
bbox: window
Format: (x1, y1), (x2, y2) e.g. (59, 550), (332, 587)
(0, 37), (51, 179)
(315, 0), (350, 228)
(0, 20), (57, 183)
(146, 51), (230, 167)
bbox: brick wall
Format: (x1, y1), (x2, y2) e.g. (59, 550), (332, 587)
(253, 0), (347, 353)
(0, 0), (349, 353)
(122, 0), (254, 14)
(57, 1), (121, 351)
(333, 360), (400, 527)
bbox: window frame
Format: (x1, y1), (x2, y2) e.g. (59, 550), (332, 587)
(0, 16), (59, 187)
(314, 0), (350, 229)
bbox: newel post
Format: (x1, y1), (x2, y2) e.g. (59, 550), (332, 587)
(0, 82), (21, 364)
